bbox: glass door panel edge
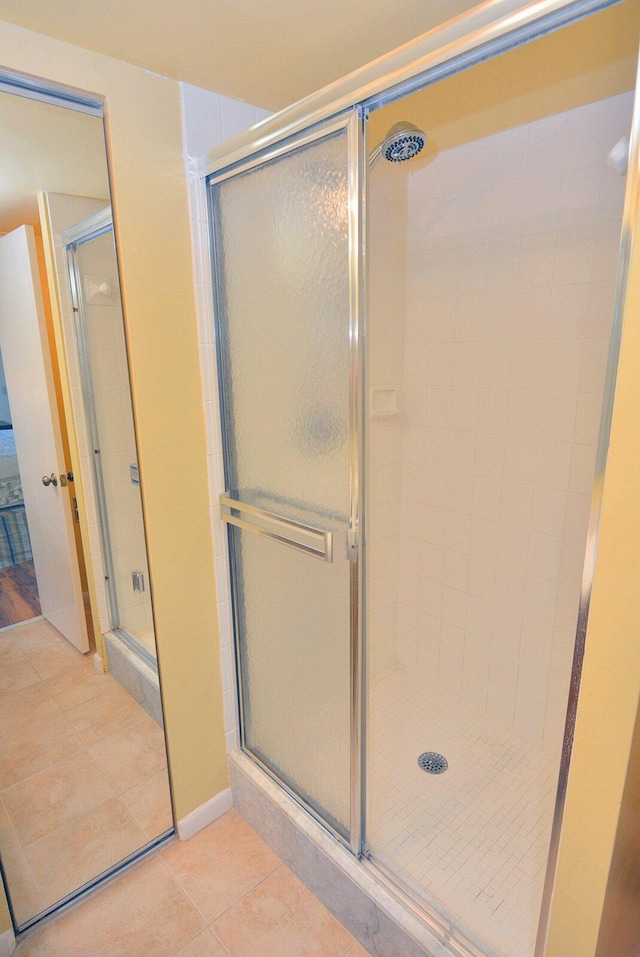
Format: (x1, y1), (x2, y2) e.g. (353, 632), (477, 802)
(209, 111), (363, 842)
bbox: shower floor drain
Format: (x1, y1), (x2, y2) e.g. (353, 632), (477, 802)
(418, 752), (448, 774)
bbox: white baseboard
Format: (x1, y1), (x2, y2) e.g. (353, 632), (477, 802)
(177, 788), (233, 841)
(0, 927), (15, 957)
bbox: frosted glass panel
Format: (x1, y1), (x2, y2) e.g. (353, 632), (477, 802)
(235, 528), (351, 833)
(212, 126), (353, 835)
(213, 130), (351, 524)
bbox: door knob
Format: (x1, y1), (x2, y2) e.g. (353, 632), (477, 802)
(41, 473), (58, 487)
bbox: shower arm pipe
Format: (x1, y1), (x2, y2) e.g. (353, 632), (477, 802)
(202, 0), (618, 177)
(368, 143), (383, 170)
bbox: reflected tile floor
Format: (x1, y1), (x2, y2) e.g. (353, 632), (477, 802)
(0, 619), (172, 926)
(367, 665), (560, 957)
(13, 810), (370, 957)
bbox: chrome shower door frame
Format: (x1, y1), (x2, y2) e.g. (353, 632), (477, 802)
(204, 1), (639, 955)
(207, 109), (366, 854)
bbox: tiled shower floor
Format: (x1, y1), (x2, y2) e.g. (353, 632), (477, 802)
(367, 666), (561, 957)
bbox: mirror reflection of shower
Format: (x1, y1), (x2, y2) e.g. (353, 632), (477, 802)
(63, 209), (158, 691)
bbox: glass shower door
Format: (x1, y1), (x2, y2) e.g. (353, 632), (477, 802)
(209, 113), (361, 840)
(66, 220), (156, 667)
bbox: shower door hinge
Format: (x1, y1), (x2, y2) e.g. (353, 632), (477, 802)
(132, 570), (145, 593)
(347, 526), (358, 562)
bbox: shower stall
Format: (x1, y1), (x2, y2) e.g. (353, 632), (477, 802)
(206, 1), (640, 955)
(63, 209), (160, 721)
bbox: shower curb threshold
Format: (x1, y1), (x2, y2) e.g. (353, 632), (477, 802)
(229, 750), (466, 957)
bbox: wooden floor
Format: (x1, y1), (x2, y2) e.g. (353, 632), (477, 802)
(0, 561), (40, 628)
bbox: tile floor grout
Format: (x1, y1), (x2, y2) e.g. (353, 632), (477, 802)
(159, 852), (280, 928)
(0, 794), (44, 913)
(15, 821), (366, 956)
(1, 748), (114, 805)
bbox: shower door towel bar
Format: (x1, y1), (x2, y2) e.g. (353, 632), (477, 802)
(220, 492), (349, 562)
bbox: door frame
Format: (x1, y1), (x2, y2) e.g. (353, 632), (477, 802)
(0, 225), (89, 650)
(207, 108), (366, 854)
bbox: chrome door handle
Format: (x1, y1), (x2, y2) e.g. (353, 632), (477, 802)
(41, 473), (58, 487)
(220, 493), (350, 562)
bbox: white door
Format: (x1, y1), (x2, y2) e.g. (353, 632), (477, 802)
(0, 226), (89, 652)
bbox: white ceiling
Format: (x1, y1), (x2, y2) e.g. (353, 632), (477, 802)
(0, 0), (480, 110)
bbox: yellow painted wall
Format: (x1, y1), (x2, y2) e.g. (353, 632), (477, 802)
(544, 148), (640, 954)
(370, 2), (638, 164)
(0, 21), (226, 899)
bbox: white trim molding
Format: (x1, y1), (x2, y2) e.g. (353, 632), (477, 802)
(177, 788), (233, 841)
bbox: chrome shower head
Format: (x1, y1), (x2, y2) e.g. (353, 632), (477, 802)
(369, 121), (427, 170)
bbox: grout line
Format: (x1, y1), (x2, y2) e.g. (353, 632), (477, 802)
(2, 656), (169, 927)
(0, 674), (61, 723)
(0, 660), (40, 699)
(14, 637), (65, 656)
(119, 767), (171, 838)
(209, 925), (234, 957)
(0, 636), (24, 659)
(20, 790), (132, 853)
(0, 793), (47, 917)
(51, 677), (120, 715)
(0, 723), (84, 794)
(20, 792), (154, 916)
(64, 693), (149, 745)
(159, 840), (282, 931)
(53, 923), (71, 957)
(208, 863), (283, 928)
(86, 710), (159, 752)
(1, 737), (115, 800)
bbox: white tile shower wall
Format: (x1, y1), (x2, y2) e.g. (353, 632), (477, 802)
(399, 92), (633, 745)
(367, 165), (408, 679)
(181, 83), (271, 750)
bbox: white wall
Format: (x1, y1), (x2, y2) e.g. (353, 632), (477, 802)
(391, 92), (633, 746)
(180, 83), (270, 753)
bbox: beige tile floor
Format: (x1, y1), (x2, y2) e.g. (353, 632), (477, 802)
(4, 619), (371, 957)
(12, 809), (370, 957)
(0, 618), (172, 925)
